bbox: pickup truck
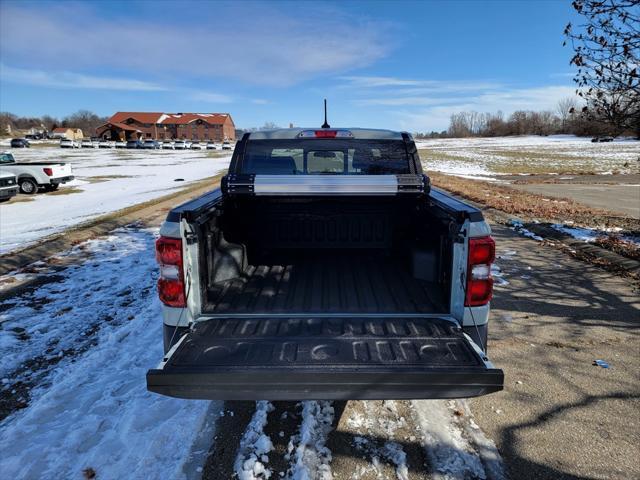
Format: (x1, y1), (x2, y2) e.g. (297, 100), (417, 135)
(0, 152), (75, 194)
(146, 128), (504, 400)
(0, 172), (19, 202)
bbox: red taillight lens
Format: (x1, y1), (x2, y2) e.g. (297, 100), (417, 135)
(468, 237), (495, 265)
(155, 236), (185, 307)
(158, 278), (186, 307)
(314, 130), (337, 138)
(156, 237), (183, 266)
(465, 236), (495, 307)
(43, 168), (53, 176)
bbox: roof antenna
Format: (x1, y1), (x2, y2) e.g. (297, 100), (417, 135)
(321, 98), (330, 128)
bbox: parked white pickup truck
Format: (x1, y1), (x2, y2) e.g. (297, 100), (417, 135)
(0, 152), (75, 194)
(0, 172), (19, 202)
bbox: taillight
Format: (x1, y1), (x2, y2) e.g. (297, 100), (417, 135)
(156, 237), (185, 307)
(43, 168), (53, 176)
(465, 236), (495, 307)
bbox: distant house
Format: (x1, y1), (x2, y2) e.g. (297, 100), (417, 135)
(96, 112), (236, 142)
(51, 127), (83, 140)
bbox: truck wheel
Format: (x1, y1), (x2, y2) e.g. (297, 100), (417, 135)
(19, 178), (38, 195)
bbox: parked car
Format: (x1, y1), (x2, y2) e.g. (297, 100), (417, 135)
(221, 141), (232, 150)
(98, 139), (115, 148)
(185, 140), (193, 149)
(146, 127), (504, 401)
(60, 139), (79, 148)
(206, 141), (217, 150)
(126, 140), (144, 149)
(142, 140), (161, 149)
(0, 172), (19, 202)
(162, 141), (175, 150)
(10, 138), (30, 148)
(190, 141), (204, 150)
(0, 151), (74, 194)
(81, 138), (96, 148)
(591, 136), (614, 143)
(174, 140), (188, 150)
(115, 140), (127, 149)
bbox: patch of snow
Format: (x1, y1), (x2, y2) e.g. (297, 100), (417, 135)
(286, 401), (334, 480)
(491, 264), (509, 287)
(551, 223), (640, 246)
(509, 219), (543, 242)
(412, 400), (488, 479)
(0, 227), (215, 479)
(234, 401), (275, 480)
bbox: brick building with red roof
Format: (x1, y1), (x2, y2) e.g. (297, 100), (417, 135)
(96, 112), (235, 142)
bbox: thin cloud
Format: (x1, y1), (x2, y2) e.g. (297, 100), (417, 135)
(189, 91), (234, 104)
(0, 64), (167, 91)
(339, 76), (426, 87)
(389, 85), (578, 131)
(0, 4), (393, 87)
(339, 76), (503, 92)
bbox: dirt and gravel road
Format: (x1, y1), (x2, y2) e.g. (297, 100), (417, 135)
(511, 182), (640, 219)
(0, 186), (638, 479)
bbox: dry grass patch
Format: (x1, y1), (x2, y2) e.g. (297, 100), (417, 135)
(594, 236), (640, 261)
(47, 187), (83, 196)
(429, 172), (639, 231)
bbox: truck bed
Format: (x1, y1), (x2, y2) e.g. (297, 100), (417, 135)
(203, 253), (447, 314)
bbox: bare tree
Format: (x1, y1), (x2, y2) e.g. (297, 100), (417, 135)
(62, 110), (108, 136)
(564, 0), (640, 136)
(556, 97), (578, 130)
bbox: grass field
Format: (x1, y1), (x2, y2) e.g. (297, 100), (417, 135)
(417, 135), (639, 176)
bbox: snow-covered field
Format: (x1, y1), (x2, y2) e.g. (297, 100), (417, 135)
(0, 147), (231, 254)
(0, 227), (505, 480)
(416, 135), (640, 177)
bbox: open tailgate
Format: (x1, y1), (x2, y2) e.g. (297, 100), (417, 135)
(146, 317), (503, 400)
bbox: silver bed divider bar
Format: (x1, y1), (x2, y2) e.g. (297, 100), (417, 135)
(221, 174), (428, 196)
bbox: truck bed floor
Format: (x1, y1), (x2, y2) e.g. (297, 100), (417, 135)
(204, 254), (447, 314)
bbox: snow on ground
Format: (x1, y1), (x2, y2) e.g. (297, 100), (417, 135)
(0, 226), (216, 479)
(508, 219), (544, 242)
(551, 223), (640, 246)
(411, 400), (506, 480)
(416, 135), (639, 177)
(286, 401), (334, 480)
(234, 401), (276, 480)
(0, 147), (231, 254)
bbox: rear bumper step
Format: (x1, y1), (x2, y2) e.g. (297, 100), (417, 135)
(147, 317), (503, 400)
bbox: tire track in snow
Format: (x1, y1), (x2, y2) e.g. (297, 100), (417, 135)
(284, 401), (335, 480)
(411, 400), (507, 480)
(208, 398), (505, 480)
(328, 400), (429, 480)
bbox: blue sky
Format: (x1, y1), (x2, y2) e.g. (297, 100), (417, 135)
(0, 0), (580, 131)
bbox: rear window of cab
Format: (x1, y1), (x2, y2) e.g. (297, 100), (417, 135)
(241, 139), (411, 175)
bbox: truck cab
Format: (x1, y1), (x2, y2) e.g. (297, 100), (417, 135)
(147, 128), (503, 400)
